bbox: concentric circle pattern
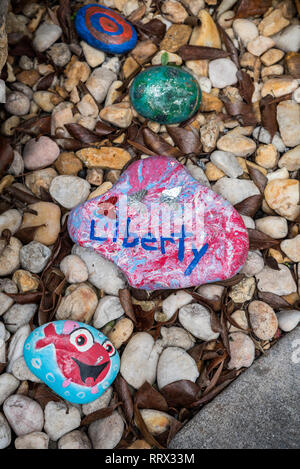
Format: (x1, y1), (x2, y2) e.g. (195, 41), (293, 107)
(75, 4), (137, 54)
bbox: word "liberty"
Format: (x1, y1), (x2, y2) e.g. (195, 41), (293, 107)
(90, 217), (209, 276)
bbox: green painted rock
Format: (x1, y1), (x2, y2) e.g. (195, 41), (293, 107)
(129, 65), (201, 125)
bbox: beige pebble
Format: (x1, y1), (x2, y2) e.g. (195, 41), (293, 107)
(247, 36), (275, 56)
(255, 144), (278, 169)
(217, 134), (256, 157)
(55, 152), (83, 176)
(277, 101), (300, 148)
(280, 235), (300, 262)
(248, 301), (278, 340)
(99, 102), (133, 128)
(258, 9), (289, 37)
(76, 147), (131, 170)
(161, 0), (188, 23)
(108, 318), (134, 349)
(88, 182), (113, 200)
(12, 270), (39, 292)
(264, 179), (300, 221)
(260, 48), (284, 66)
(278, 146), (300, 171)
(261, 77), (298, 98)
(20, 202), (61, 246)
(228, 332), (255, 369)
(189, 10), (221, 48)
(25, 168), (57, 198)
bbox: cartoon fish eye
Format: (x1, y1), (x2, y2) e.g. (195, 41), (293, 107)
(69, 328), (94, 352)
(102, 340), (116, 357)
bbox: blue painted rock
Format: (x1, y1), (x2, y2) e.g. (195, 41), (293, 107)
(130, 65), (202, 124)
(68, 156), (249, 290)
(74, 4), (137, 54)
(23, 320), (120, 404)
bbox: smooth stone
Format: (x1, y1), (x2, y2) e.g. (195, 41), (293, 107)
(7, 325), (30, 373)
(33, 22), (62, 52)
(15, 432), (49, 450)
(99, 102), (133, 128)
(5, 91), (30, 116)
(64, 60), (91, 92)
(20, 241), (51, 273)
(0, 413), (11, 449)
(93, 295), (125, 328)
(58, 430), (92, 449)
(228, 332), (255, 370)
(208, 58), (238, 89)
(248, 301), (278, 340)
(278, 146), (300, 171)
(23, 136), (60, 170)
(210, 150), (243, 178)
(157, 290), (193, 322)
(82, 387), (113, 416)
(81, 41), (106, 68)
(232, 19), (258, 45)
(48, 42), (71, 67)
(68, 156), (249, 290)
(157, 346), (199, 389)
(179, 303), (219, 341)
(55, 152), (83, 176)
(280, 235), (300, 262)
(3, 394), (44, 436)
(241, 251), (264, 277)
(107, 318), (134, 349)
(247, 35), (275, 56)
(160, 326), (195, 350)
(197, 284), (224, 303)
(217, 134), (256, 157)
(272, 25), (300, 53)
(72, 245), (126, 295)
(264, 179), (300, 221)
(130, 65), (201, 124)
(276, 310), (300, 332)
(0, 373), (20, 406)
(258, 9), (289, 37)
(49, 175), (90, 209)
(255, 144), (278, 169)
(0, 237), (22, 276)
(160, 24), (192, 52)
(227, 309), (248, 333)
(25, 168), (57, 198)
(44, 401), (81, 442)
(20, 202), (61, 245)
(75, 4), (137, 54)
(277, 101), (300, 148)
(23, 320), (120, 404)
(86, 67), (117, 103)
(161, 0), (188, 23)
(255, 265), (297, 296)
(56, 283), (98, 323)
(8, 150), (24, 176)
(213, 177), (260, 205)
(4, 303), (37, 332)
(261, 77), (298, 99)
(88, 411), (124, 449)
(60, 255), (89, 284)
(120, 332), (163, 389)
(189, 9), (220, 48)
(76, 147), (130, 170)
(255, 216), (288, 239)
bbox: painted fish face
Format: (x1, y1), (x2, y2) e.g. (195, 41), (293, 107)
(35, 323), (115, 390)
(23, 321), (120, 404)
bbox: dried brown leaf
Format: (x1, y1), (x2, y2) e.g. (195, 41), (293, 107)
(119, 288), (136, 323)
(235, 0), (272, 18)
(5, 291), (43, 304)
(257, 291), (298, 310)
(247, 164), (268, 194)
(0, 137), (13, 177)
(237, 70), (255, 105)
(234, 194), (262, 217)
(65, 123), (100, 144)
(133, 403), (165, 449)
(16, 116), (51, 137)
(142, 128), (183, 158)
(248, 228), (280, 250)
(135, 381), (168, 412)
(166, 125), (201, 155)
(160, 380), (201, 408)
(114, 375), (134, 423)
(217, 24), (240, 69)
(36, 72), (56, 91)
(81, 402), (121, 426)
(177, 45), (229, 61)
(260, 95), (278, 138)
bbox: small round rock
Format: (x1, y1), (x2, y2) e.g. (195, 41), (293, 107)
(49, 175), (90, 209)
(228, 332), (255, 370)
(157, 347), (199, 389)
(248, 300), (278, 340)
(20, 241), (51, 274)
(5, 91), (30, 116)
(23, 136), (60, 170)
(179, 303), (220, 341)
(3, 394), (44, 436)
(60, 254), (89, 283)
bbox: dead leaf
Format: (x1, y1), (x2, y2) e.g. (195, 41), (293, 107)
(260, 95), (278, 138)
(65, 123), (100, 144)
(246, 164), (268, 194)
(0, 137), (13, 177)
(36, 72), (56, 91)
(177, 45), (229, 60)
(135, 381), (168, 412)
(81, 402), (122, 426)
(248, 228), (280, 250)
(234, 194), (262, 217)
(257, 291), (298, 310)
(142, 128), (183, 158)
(166, 125), (201, 154)
(235, 0), (272, 18)
(114, 375), (134, 423)
(119, 288), (136, 323)
(133, 403), (165, 449)
(160, 380), (201, 408)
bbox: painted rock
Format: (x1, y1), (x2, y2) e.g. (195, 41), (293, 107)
(129, 65), (202, 124)
(75, 4), (137, 54)
(23, 320), (120, 404)
(68, 156), (249, 290)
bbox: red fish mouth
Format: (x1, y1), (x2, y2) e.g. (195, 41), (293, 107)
(71, 357), (109, 384)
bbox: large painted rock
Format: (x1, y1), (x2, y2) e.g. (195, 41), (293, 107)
(23, 321), (120, 404)
(68, 156), (249, 290)
(130, 65), (202, 124)
(75, 4), (137, 54)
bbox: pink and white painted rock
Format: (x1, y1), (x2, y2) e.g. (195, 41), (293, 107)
(68, 156), (249, 290)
